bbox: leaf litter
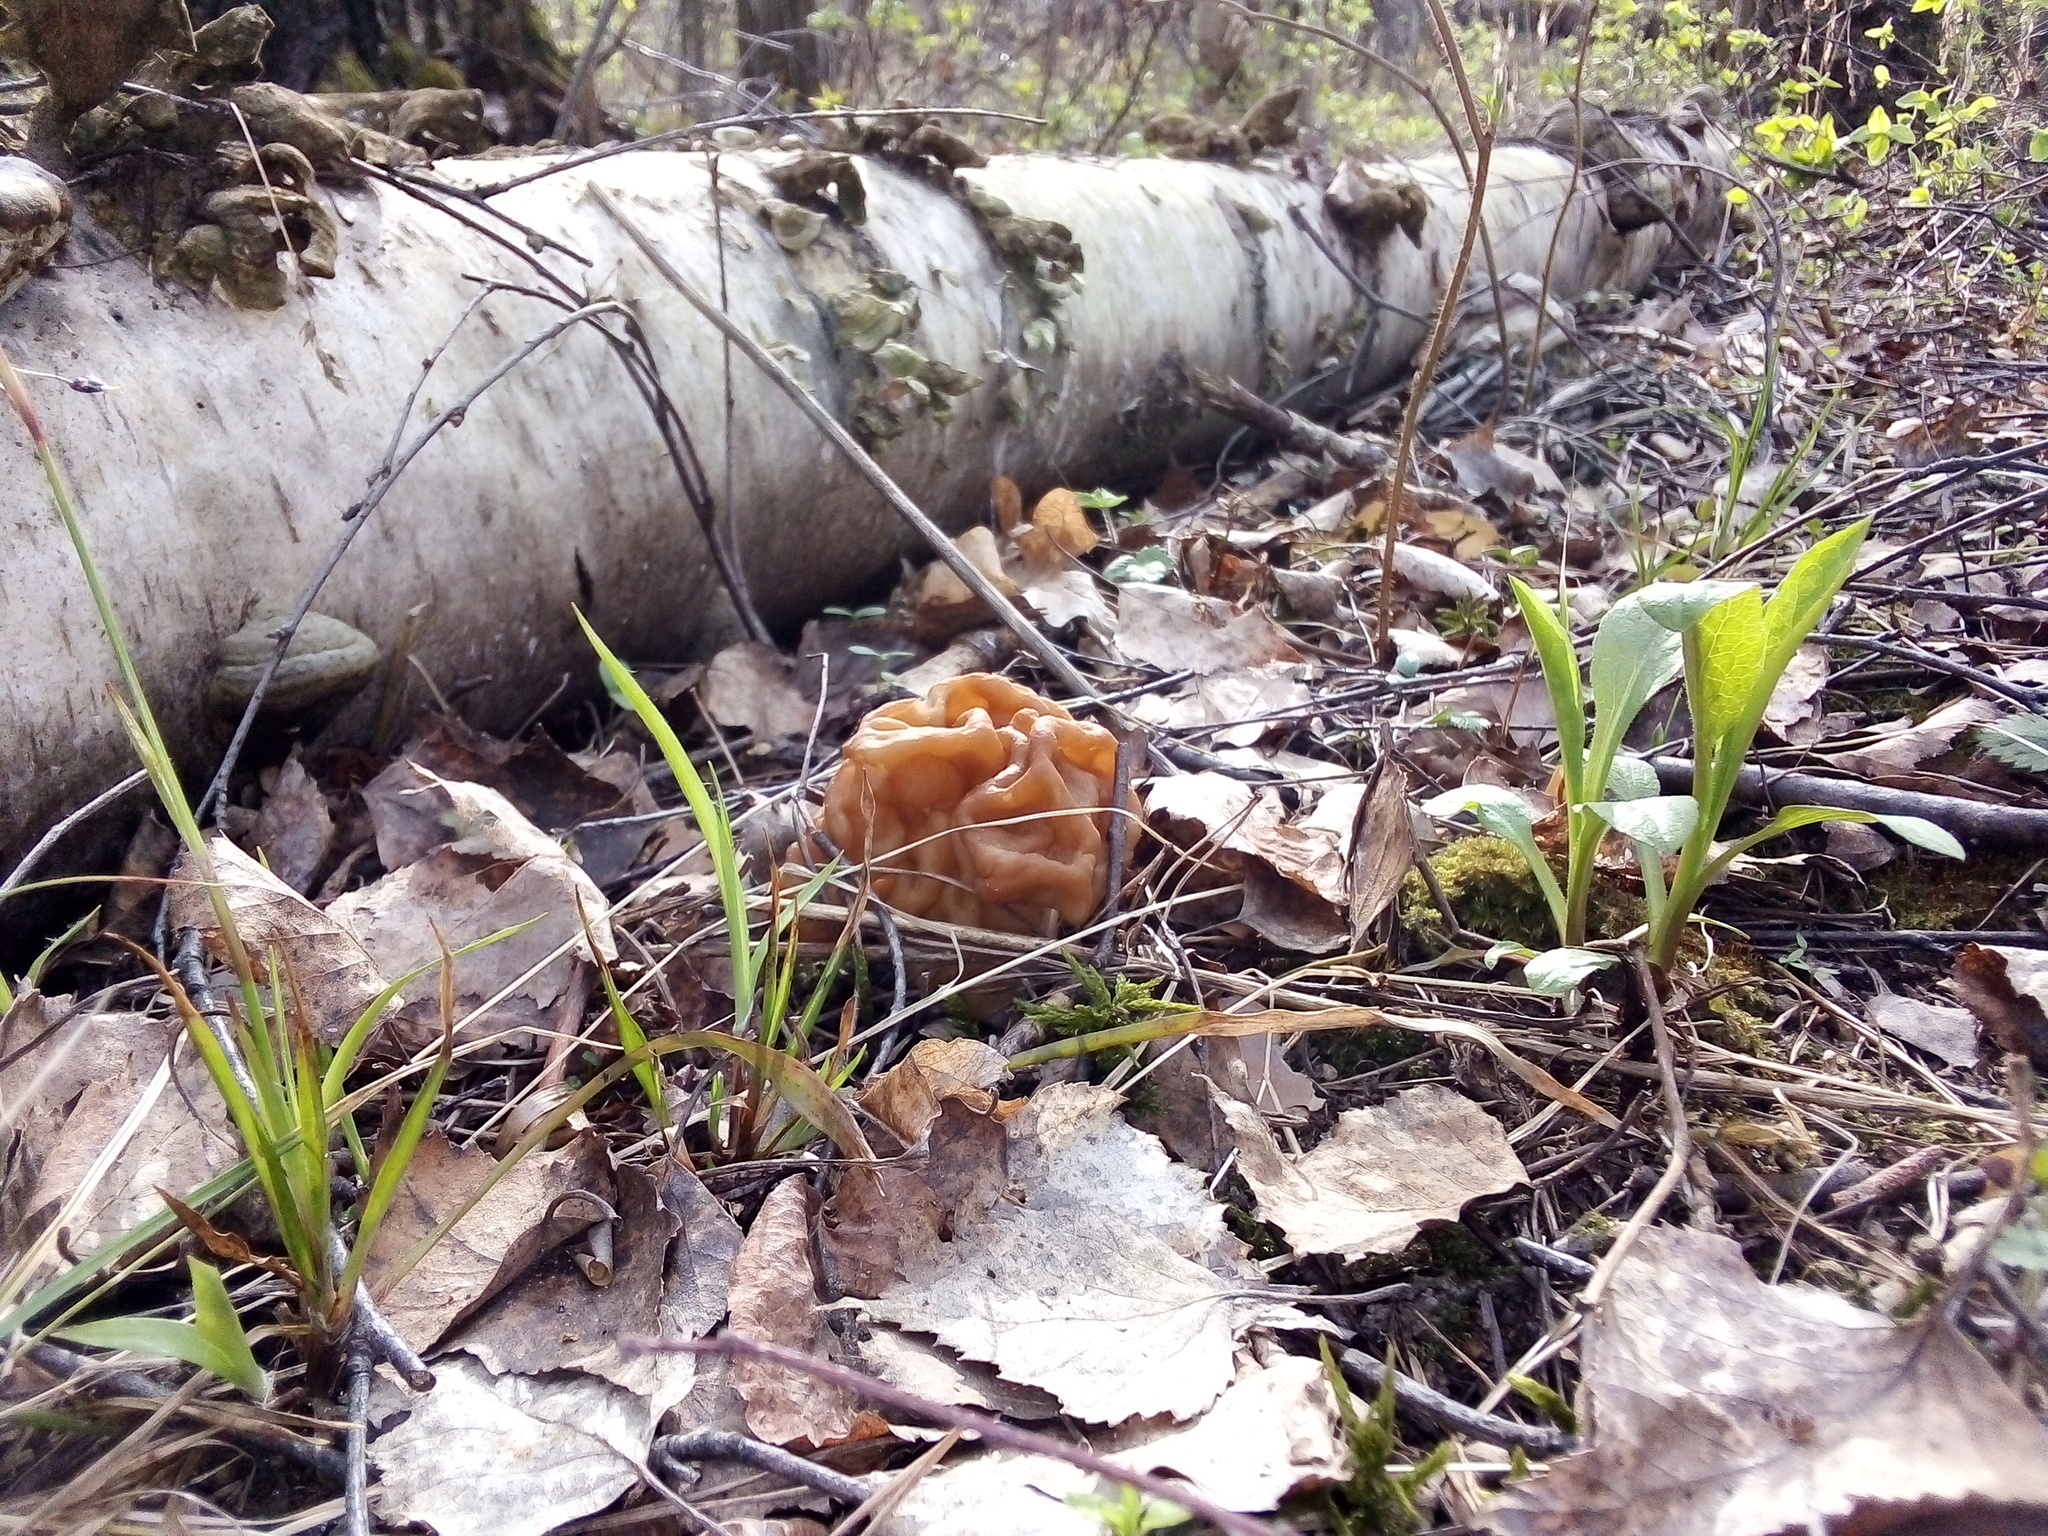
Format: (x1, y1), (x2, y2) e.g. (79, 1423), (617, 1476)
(15, 74), (2048, 1536)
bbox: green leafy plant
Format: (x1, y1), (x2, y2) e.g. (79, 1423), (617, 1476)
(1066, 1480), (1189, 1536)
(1317, 1340), (1454, 1536)
(0, 340), (484, 1380)
(55, 1258), (270, 1404)
(1425, 520), (1963, 986)
(579, 613), (858, 1163)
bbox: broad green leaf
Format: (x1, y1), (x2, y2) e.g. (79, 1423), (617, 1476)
(1761, 518), (1869, 665)
(1630, 579), (1754, 633)
(1584, 794), (1699, 855)
(1523, 948), (1619, 994)
(1421, 784), (1536, 828)
(1713, 804), (1964, 872)
(58, 1259), (270, 1403)
(1103, 547), (1175, 585)
(1871, 813), (1965, 859)
(1509, 578), (1586, 797)
(1586, 596), (1685, 781)
(1993, 1220), (2048, 1271)
(1602, 755), (1660, 801)
(1688, 587), (1767, 757)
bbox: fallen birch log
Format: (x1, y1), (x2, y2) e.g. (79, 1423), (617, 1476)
(0, 106), (1731, 872)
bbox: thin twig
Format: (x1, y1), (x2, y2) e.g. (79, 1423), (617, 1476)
(1335, 1348), (1575, 1455)
(0, 769), (147, 898)
(1373, 0), (1494, 656)
(640, 1333), (1278, 1536)
(652, 1428), (874, 1505)
(1578, 954), (1691, 1311)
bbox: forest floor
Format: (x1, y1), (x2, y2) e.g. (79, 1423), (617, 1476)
(6, 94), (2048, 1536)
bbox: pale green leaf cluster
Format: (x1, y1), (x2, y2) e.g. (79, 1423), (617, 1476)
(1421, 519), (1963, 984)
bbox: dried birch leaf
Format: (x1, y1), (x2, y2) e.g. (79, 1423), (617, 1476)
(167, 834), (387, 1044)
(1214, 1083), (1526, 1260)
(368, 1352), (650, 1536)
(1484, 1227), (2048, 1536)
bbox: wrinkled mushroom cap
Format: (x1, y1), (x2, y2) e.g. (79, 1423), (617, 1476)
(820, 673), (1123, 934)
(207, 608), (380, 713)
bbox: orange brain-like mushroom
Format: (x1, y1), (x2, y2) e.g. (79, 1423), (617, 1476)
(820, 673), (1122, 934)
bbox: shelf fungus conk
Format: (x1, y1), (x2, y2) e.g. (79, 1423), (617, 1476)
(821, 673), (1123, 935)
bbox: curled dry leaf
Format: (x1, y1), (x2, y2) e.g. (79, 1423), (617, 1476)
(1484, 1227), (2048, 1536)
(1213, 1083), (1526, 1261)
(1951, 943), (2048, 1071)
(1, 1008), (239, 1283)
(450, 1164), (714, 1416)
(369, 1351), (651, 1536)
(167, 833), (387, 1044)
(1389, 543), (1496, 603)
(253, 751), (333, 894)
(859, 1038), (1008, 1151)
(1128, 664), (1310, 748)
(363, 1128), (615, 1355)
(1761, 643), (1828, 746)
(1111, 1354), (1347, 1512)
(330, 770), (616, 1049)
(729, 1176), (867, 1448)
(1111, 583), (1301, 674)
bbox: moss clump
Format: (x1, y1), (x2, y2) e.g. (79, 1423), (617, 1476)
(1698, 946), (1776, 1055)
(1312, 1026), (1432, 1078)
(1867, 848), (2042, 931)
(1402, 836), (1556, 949)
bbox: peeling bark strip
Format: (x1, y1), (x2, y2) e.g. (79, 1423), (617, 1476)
(0, 111), (1730, 870)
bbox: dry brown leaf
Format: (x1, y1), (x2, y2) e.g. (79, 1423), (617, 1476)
(701, 641), (820, 742)
(1865, 991), (1979, 1069)
(363, 1127), (615, 1354)
(1822, 696), (2002, 779)
(863, 1085), (1311, 1425)
(729, 1175), (866, 1447)
(1761, 643), (1828, 746)
(1215, 1083), (1525, 1260)
(1018, 487), (1100, 562)
(253, 751), (333, 894)
(368, 1352), (651, 1536)
(330, 772), (616, 1049)
(2, 1010), (238, 1283)
(167, 833), (387, 1044)
(1390, 543), (1495, 603)
(1483, 1226), (2048, 1536)
(1424, 506), (1505, 562)
(992, 474), (1024, 535)
(909, 526), (1023, 643)
(859, 1038), (1007, 1150)
(1952, 944), (2048, 1070)
(1127, 665), (1309, 748)
(1111, 585), (1300, 674)
(449, 1164), (705, 1415)
(1349, 759), (1415, 942)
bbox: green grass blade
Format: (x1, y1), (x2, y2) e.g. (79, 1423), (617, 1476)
(577, 612), (755, 1031)
(57, 1259), (270, 1404)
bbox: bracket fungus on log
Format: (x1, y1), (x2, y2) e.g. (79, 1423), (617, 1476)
(821, 674), (1123, 935)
